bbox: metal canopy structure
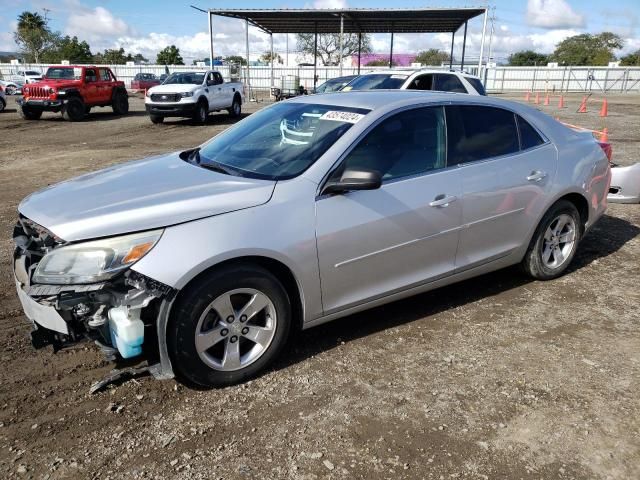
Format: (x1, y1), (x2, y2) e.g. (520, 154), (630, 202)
(202, 7), (488, 94)
(209, 8), (485, 34)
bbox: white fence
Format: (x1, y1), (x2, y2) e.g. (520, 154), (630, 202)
(2, 63), (639, 93)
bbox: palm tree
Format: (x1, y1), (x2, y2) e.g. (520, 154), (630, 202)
(17, 11), (46, 31)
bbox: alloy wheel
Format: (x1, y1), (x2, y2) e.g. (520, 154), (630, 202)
(541, 214), (576, 269)
(194, 288), (277, 371)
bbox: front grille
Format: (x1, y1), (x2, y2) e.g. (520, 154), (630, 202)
(150, 93), (181, 102)
(27, 86), (49, 99)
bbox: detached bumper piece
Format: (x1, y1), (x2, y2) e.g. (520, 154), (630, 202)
(146, 102), (197, 117)
(608, 163), (640, 204)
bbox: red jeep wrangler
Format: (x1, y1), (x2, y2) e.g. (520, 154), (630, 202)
(18, 65), (129, 121)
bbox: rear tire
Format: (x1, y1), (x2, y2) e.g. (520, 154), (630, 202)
(168, 264), (292, 388)
(227, 95), (241, 118)
(192, 100), (208, 124)
(62, 97), (86, 121)
(521, 200), (582, 280)
(6, 85), (16, 95)
(150, 114), (164, 124)
(19, 106), (42, 120)
(112, 91), (129, 115)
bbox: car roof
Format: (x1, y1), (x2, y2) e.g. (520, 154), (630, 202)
(358, 68), (479, 79)
(290, 89), (527, 113)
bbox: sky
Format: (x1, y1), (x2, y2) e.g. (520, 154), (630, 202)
(1, 0), (639, 63)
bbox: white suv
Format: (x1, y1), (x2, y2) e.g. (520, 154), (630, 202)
(342, 69), (486, 95)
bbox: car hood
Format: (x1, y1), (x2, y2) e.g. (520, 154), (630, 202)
(148, 83), (201, 94)
(18, 152), (276, 242)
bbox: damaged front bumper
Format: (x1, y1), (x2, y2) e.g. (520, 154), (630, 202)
(608, 162), (640, 204)
(13, 216), (177, 381)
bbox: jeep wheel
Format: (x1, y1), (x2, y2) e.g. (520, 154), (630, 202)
(62, 97), (86, 121)
(19, 107), (42, 120)
(112, 91), (129, 115)
(193, 101), (208, 124)
(150, 114), (164, 124)
(227, 95), (241, 118)
(0, 98), (5, 112)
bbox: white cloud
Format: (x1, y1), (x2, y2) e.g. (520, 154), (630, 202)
(526, 0), (585, 29)
(65, 6), (133, 43)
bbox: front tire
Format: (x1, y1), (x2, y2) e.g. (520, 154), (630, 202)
(62, 97), (86, 121)
(112, 91), (129, 115)
(521, 200), (582, 280)
(168, 265), (292, 388)
(192, 100), (208, 124)
(19, 106), (42, 120)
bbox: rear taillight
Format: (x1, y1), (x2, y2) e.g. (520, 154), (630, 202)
(598, 142), (612, 162)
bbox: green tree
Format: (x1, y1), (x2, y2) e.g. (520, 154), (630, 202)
(551, 32), (623, 66)
(620, 49), (640, 66)
(507, 50), (549, 66)
(130, 53), (148, 64)
(365, 59), (397, 67)
(260, 51), (283, 64)
(224, 55), (247, 66)
(414, 49), (450, 66)
(93, 48), (131, 64)
(296, 33), (372, 65)
(42, 35), (92, 63)
(156, 45), (184, 65)
(13, 11), (56, 63)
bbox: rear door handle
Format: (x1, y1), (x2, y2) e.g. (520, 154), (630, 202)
(527, 170), (548, 182)
(429, 194), (457, 207)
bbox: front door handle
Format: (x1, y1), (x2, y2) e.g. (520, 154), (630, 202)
(429, 194), (457, 207)
(527, 170), (548, 182)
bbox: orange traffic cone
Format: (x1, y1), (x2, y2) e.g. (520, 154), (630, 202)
(544, 93), (550, 106)
(558, 95), (565, 108)
(600, 127), (609, 143)
(534, 92), (540, 104)
(525, 91), (530, 102)
(599, 99), (608, 117)
(578, 96), (587, 113)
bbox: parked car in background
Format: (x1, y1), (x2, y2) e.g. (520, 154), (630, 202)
(13, 91), (610, 388)
(342, 69), (486, 95)
(0, 86), (6, 112)
(13, 69), (43, 84)
(159, 73), (169, 83)
(314, 75), (358, 93)
(608, 162), (640, 203)
(18, 65), (128, 121)
(0, 79), (22, 95)
(131, 73), (161, 91)
(144, 70), (244, 124)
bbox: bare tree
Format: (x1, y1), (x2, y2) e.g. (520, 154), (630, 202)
(296, 33), (372, 65)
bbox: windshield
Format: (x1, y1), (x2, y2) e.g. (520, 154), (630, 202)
(197, 103), (370, 180)
(163, 72), (204, 85)
(343, 74), (408, 91)
(45, 67), (80, 80)
(316, 76), (356, 93)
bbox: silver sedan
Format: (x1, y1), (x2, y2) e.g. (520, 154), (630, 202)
(13, 91), (611, 388)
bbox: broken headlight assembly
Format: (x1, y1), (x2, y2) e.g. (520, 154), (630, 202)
(33, 230), (163, 285)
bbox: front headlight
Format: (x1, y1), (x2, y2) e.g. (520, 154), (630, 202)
(33, 230), (163, 285)
(180, 91), (194, 97)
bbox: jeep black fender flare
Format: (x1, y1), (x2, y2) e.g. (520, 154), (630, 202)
(59, 88), (82, 99)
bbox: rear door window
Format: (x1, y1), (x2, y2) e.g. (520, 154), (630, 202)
(465, 77), (486, 95)
(214, 72), (224, 84)
(434, 74), (467, 93)
(407, 74), (434, 91)
(445, 105), (519, 165)
(517, 115), (545, 150)
(98, 68), (111, 81)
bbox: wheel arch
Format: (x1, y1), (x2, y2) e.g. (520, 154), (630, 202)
(557, 192), (589, 231)
(171, 255), (305, 333)
(233, 91), (242, 104)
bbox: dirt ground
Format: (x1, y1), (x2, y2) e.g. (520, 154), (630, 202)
(0, 92), (638, 480)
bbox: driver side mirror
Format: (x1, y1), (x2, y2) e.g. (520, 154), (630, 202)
(322, 168), (382, 195)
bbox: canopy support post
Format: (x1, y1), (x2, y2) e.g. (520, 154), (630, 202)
(208, 12), (214, 67)
(478, 7), (489, 74)
(270, 32), (274, 89)
(357, 32), (362, 74)
(313, 22), (318, 90)
(389, 24), (394, 68)
(339, 14), (344, 76)
(449, 30), (455, 70)
(460, 21), (467, 71)
(245, 19), (251, 101)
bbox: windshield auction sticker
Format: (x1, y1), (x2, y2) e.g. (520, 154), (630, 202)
(319, 111), (365, 123)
